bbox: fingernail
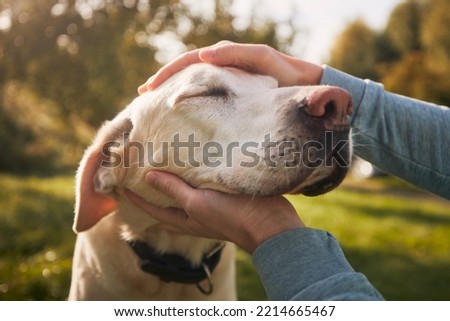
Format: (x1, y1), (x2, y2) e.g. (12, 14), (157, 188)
(199, 48), (216, 61)
(137, 84), (146, 94)
(145, 171), (159, 184)
(138, 76), (156, 94)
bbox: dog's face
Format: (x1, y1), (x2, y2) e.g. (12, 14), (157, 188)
(74, 63), (352, 232)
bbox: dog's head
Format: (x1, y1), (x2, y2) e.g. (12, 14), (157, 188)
(74, 63), (352, 233)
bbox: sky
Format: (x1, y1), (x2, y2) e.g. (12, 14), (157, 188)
(228, 0), (404, 63)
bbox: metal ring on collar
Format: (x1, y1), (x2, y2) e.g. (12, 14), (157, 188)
(196, 262), (213, 295)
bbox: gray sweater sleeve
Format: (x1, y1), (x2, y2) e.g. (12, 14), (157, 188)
(252, 228), (384, 300)
(321, 66), (450, 200)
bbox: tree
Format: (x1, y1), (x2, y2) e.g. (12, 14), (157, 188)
(384, 0), (426, 56)
(328, 20), (378, 79)
(381, 0), (450, 105)
(421, 0), (450, 75)
(328, 0), (450, 106)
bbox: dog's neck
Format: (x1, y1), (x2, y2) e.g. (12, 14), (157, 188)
(105, 184), (219, 267)
(113, 196), (218, 266)
(117, 210), (223, 292)
(119, 223), (218, 264)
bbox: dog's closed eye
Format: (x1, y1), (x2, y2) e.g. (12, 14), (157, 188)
(203, 86), (230, 98)
(175, 86), (233, 104)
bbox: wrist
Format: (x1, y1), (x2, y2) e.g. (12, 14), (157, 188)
(241, 215), (305, 254)
(297, 60), (324, 85)
(281, 51), (323, 86)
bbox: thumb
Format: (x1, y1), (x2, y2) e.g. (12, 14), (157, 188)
(145, 171), (194, 205)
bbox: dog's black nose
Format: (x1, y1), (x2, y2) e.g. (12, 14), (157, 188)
(304, 87), (353, 119)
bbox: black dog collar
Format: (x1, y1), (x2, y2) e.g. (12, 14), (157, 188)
(127, 240), (224, 295)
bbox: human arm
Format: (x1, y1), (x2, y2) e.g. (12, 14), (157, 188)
(125, 171), (383, 300)
(253, 228), (383, 300)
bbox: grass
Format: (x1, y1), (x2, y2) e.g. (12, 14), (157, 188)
(0, 173), (449, 300)
(0, 174), (75, 300)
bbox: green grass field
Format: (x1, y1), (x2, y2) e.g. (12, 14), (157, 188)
(0, 173), (449, 300)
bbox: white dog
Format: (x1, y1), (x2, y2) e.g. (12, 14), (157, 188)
(69, 63), (352, 300)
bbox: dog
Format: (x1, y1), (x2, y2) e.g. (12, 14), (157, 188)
(69, 63), (352, 300)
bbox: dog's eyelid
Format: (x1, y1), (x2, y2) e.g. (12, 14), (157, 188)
(175, 86), (233, 104)
(204, 85), (231, 97)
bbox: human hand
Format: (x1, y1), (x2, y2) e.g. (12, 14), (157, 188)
(124, 171), (305, 254)
(138, 41), (324, 94)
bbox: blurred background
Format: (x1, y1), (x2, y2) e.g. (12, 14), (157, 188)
(0, 0), (449, 300)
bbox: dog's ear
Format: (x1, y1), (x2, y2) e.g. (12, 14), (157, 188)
(73, 117), (133, 233)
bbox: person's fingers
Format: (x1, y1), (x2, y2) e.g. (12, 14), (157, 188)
(199, 42), (272, 73)
(137, 75), (154, 94)
(143, 50), (202, 92)
(138, 42), (277, 94)
(123, 188), (188, 226)
(145, 171), (198, 208)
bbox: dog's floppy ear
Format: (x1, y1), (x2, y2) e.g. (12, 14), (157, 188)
(73, 117), (133, 233)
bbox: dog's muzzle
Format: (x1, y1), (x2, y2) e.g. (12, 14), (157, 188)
(296, 86), (352, 196)
(301, 164), (348, 196)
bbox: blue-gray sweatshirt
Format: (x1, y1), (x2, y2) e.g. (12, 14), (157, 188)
(252, 66), (450, 300)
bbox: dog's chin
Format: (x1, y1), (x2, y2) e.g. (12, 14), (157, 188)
(289, 166), (349, 197)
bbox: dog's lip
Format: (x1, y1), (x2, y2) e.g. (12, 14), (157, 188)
(300, 166), (348, 197)
(301, 178), (338, 197)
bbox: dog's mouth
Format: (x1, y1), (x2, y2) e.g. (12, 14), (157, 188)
(289, 140), (351, 196)
(301, 165), (348, 196)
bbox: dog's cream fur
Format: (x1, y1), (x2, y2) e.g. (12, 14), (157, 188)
(69, 63), (351, 300)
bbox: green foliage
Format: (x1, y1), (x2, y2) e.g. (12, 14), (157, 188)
(329, 0), (450, 106)
(385, 0), (425, 55)
(0, 174), (75, 300)
(1, 174), (449, 300)
(421, 0), (450, 75)
(0, 0), (294, 173)
(0, 81), (92, 172)
(329, 20), (378, 79)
